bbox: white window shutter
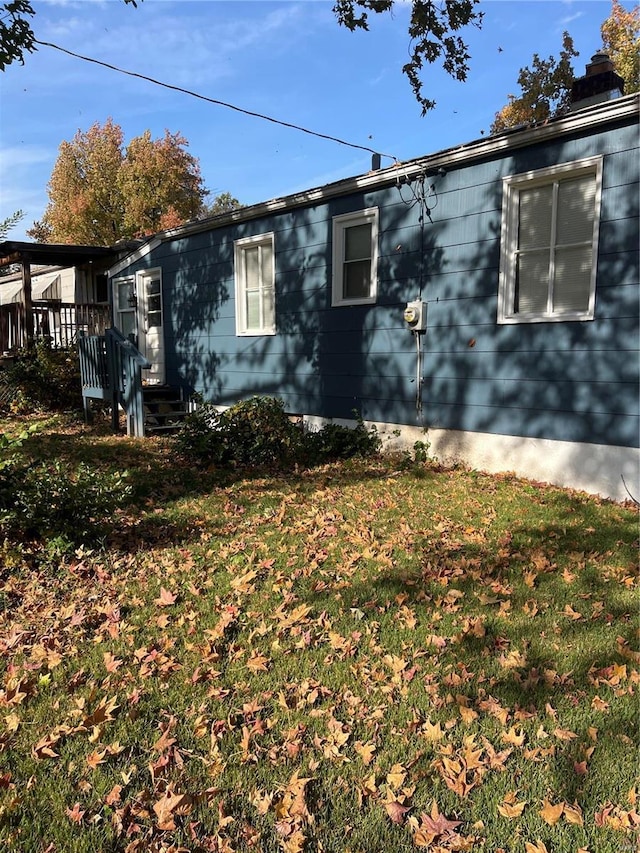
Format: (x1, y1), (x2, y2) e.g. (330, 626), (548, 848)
(553, 174), (596, 312)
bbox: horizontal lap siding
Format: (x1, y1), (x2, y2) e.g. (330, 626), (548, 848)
(146, 189), (424, 424)
(120, 114), (638, 448)
(419, 121), (639, 448)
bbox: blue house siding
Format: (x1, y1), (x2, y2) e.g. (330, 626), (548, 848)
(112, 98), (639, 462)
(416, 118), (639, 449)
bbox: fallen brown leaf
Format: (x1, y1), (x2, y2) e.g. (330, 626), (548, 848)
(154, 586), (177, 607)
(385, 799), (410, 825)
(539, 798), (564, 825)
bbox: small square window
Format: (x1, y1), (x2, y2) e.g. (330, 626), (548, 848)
(332, 208), (379, 306)
(234, 233), (276, 336)
(498, 157), (602, 324)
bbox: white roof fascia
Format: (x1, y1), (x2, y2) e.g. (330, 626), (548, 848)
(108, 236), (161, 278)
(108, 94), (639, 269)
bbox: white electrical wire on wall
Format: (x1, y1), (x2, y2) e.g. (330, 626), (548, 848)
(414, 330), (423, 417)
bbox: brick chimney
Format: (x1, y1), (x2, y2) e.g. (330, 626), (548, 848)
(570, 52), (625, 110)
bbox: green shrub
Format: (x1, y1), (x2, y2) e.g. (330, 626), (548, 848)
(0, 459), (132, 545)
(174, 397), (380, 469)
(173, 402), (225, 465)
(175, 396), (302, 468)
(5, 342), (82, 412)
(0, 425), (37, 468)
(0, 425), (38, 511)
(304, 416), (381, 463)
(219, 396), (302, 466)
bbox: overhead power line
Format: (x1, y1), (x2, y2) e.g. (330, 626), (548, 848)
(34, 39), (398, 164)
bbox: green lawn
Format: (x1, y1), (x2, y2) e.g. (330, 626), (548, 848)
(0, 415), (638, 853)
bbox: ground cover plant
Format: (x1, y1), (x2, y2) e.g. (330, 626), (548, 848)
(0, 414), (638, 853)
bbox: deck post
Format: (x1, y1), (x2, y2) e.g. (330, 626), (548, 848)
(21, 261), (34, 347)
(105, 330), (120, 433)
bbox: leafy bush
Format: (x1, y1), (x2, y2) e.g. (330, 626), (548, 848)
(0, 459), (132, 545)
(304, 416), (381, 463)
(0, 425), (36, 467)
(174, 396), (380, 469)
(0, 426), (36, 518)
(4, 342), (82, 412)
(219, 396), (303, 466)
(174, 397), (302, 468)
(172, 402), (224, 464)
(398, 438), (433, 469)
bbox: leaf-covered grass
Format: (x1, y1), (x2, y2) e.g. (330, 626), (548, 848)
(1, 415), (638, 853)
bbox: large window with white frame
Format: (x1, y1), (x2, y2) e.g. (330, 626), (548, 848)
(498, 156), (603, 324)
(234, 232), (276, 336)
(332, 207), (379, 306)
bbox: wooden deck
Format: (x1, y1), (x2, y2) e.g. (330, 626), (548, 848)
(0, 302), (111, 353)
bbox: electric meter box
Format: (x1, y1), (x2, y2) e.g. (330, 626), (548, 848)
(404, 300), (427, 331)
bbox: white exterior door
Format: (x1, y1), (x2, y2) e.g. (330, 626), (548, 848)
(137, 269), (165, 385)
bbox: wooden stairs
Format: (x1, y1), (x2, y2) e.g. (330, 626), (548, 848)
(142, 385), (189, 435)
(79, 329), (191, 438)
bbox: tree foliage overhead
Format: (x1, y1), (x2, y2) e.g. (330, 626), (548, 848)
(490, 32), (578, 133)
(491, 2), (639, 134)
(333, 0), (483, 113)
(0, 0), (34, 71)
(0, 0), (138, 70)
(27, 119), (214, 245)
(601, 0), (640, 95)
(0, 208), (24, 240)
(200, 192), (243, 219)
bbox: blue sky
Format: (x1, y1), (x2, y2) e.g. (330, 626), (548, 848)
(0, 0), (626, 242)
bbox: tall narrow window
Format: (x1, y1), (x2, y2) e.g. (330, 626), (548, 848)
(114, 275), (136, 340)
(498, 157), (602, 323)
(234, 233), (276, 336)
(332, 208), (379, 306)
(145, 274), (162, 329)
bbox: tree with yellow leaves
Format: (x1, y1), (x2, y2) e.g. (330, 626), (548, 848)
(491, 2), (639, 134)
(490, 32), (578, 133)
(601, 0), (639, 94)
(27, 119), (216, 245)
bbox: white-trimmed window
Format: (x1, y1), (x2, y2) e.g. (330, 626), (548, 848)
(498, 156), (603, 324)
(234, 232), (276, 336)
(332, 207), (379, 306)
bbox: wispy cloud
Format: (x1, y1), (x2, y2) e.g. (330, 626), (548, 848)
(0, 145), (55, 231)
(40, 0), (108, 6)
(0, 144), (52, 174)
(36, 2), (317, 93)
(559, 12), (585, 27)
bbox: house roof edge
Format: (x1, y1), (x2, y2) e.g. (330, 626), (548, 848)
(108, 237), (161, 277)
(111, 92), (639, 263)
